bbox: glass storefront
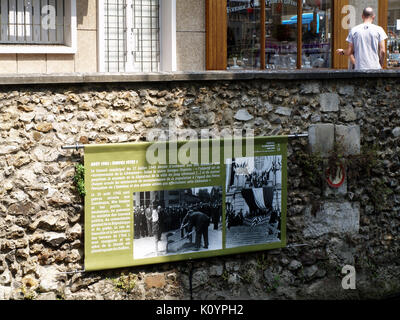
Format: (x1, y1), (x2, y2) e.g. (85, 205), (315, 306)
(387, 0), (400, 68)
(227, 0), (332, 70)
(265, 0), (298, 69)
(227, 0), (261, 69)
(225, 0), (398, 71)
(301, 0), (332, 69)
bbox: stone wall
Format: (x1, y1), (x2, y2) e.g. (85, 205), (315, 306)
(0, 72), (399, 300)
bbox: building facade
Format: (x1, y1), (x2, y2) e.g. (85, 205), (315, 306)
(0, 0), (398, 74)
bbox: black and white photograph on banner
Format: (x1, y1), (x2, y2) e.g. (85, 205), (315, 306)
(133, 187), (223, 259)
(225, 155), (282, 248)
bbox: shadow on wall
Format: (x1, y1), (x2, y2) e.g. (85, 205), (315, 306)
(77, 0), (90, 26)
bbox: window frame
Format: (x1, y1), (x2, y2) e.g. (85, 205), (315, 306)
(0, 0), (77, 54)
(97, 0), (176, 73)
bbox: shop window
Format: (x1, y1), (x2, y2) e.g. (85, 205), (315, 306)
(265, 1), (298, 69)
(301, 0), (332, 68)
(226, 0), (332, 70)
(0, 0), (76, 53)
(227, 0), (261, 69)
(387, 0), (400, 68)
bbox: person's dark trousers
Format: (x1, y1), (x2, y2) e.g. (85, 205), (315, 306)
(202, 226), (209, 248)
(195, 225), (209, 249)
(147, 219), (152, 237)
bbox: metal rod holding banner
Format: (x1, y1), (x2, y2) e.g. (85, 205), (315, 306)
(61, 134), (309, 150)
(287, 133), (309, 138)
(61, 144), (85, 150)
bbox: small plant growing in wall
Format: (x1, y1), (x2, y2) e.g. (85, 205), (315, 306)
(74, 163), (86, 198)
(294, 150), (324, 187)
(112, 273), (138, 294)
(266, 274), (281, 293)
(256, 253), (270, 271)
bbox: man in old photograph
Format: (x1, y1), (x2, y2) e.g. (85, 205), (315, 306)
(181, 210), (210, 250)
(225, 156), (282, 248)
(133, 187), (223, 259)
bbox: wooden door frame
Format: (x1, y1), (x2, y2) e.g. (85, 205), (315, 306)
(206, 0), (227, 70)
(379, 0), (388, 69)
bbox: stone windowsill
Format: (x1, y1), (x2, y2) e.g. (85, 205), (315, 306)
(0, 69), (399, 85)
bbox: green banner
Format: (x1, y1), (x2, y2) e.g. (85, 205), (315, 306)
(84, 136), (287, 271)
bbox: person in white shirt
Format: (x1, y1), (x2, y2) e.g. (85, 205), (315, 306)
(336, 7), (388, 70)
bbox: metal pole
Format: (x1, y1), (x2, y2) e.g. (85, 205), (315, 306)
(61, 134), (309, 150)
(287, 133), (309, 138)
(61, 144), (85, 150)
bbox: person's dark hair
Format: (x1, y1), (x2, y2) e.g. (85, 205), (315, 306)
(362, 7), (375, 18)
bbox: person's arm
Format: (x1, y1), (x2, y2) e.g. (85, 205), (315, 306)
(378, 40), (386, 68)
(350, 54), (356, 65)
(336, 42), (354, 57)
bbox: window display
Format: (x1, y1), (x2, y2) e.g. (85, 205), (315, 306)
(226, 0), (332, 70)
(387, 0), (400, 68)
(265, 1), (298, 69)
(227, 0), (261, 69)
(301, 0), (332, 69)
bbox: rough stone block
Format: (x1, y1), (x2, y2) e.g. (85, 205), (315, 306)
(0, 286), (12, 300)
(308, 123), (335, 157)
(38, 266), (62, 293)
(145, 274), (166, 289)
(340, 105), (357, 122)
(275, 107), (292, 117)
(335, 125), (361, 155)
(338, 85), (355, 96)
(319, 93), (339, 112)
(208, 265), (223, 276)
(191, 270), (209, 289)
(234, 109), (253, 121)
(36, 292), (58, 300)
(303, 201), (360, 239)
(300, 82), (320, 94)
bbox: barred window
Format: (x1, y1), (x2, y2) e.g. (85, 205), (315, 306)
(132, 0), (160, 72)
(0, 0), (68, 44)
(103, 0), (126, 72)
(102, 0), (160, 72)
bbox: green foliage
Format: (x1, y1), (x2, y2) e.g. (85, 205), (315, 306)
(266, 274), (281, 293)
(74, 163), (86, 197)
(240, 268), (254, 284)
(327, 139), (346, 175)
(256, 253), (270, 271)
(112, 273), (137, 294)
(295, 150), (324, 186)
(347, 143), (380, 180)
(367, 178), (393, 212)
(221, 269), (230, 283)
(20, 285), (36, 300)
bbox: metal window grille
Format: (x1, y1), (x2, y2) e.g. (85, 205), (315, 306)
(132, 0), (159, 72)
(0, 0), (65, 44)
(103, 0), (159, 72)
(104, 0), (126, 72)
